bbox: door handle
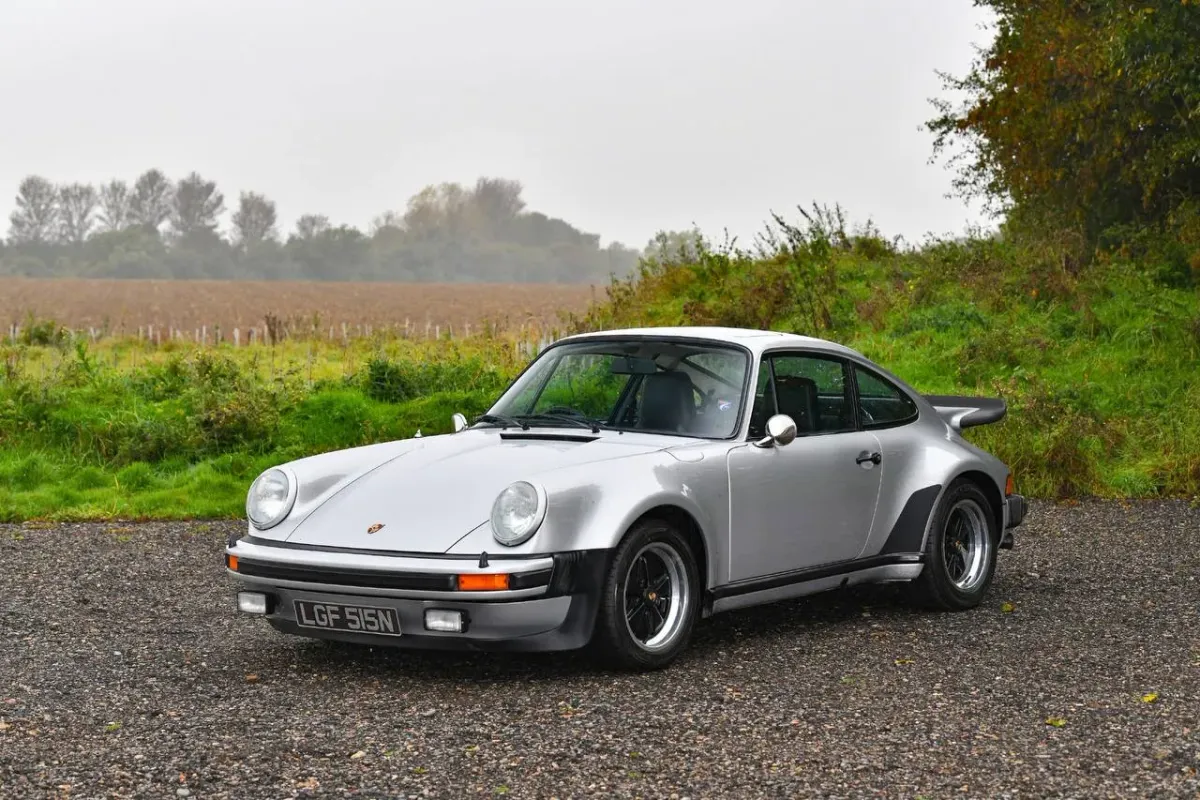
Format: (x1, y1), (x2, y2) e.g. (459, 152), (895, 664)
(856, 451), (882, 466)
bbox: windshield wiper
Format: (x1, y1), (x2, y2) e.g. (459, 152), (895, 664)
(474, 413), (530, 430)
(516, 413), (602, 434)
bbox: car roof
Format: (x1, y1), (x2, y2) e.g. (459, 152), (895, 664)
(556, 326), (864, 358)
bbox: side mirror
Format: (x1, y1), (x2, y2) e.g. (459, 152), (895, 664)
(753, 414), (797, 448)
(451, 412), (468, 433)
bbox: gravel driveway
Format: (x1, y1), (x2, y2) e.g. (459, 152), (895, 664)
(2, 500), (1199, 799)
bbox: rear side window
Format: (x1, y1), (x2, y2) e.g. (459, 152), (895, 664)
(854, 366), (918, 428)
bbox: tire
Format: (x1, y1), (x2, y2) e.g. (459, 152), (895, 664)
(910, 480), (999, 611)
(589, 518), (701, 671)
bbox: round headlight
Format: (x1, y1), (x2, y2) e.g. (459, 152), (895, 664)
(246, 467), (297, 530)
(490, 481), (546, 546)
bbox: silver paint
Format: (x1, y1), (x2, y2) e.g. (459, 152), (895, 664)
(228, 325), (1017, 629)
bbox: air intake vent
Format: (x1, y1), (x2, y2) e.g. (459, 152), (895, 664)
(498, 432), (598, 443)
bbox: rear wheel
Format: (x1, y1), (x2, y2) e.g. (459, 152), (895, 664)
(911, 480), (999, 610)
(590, 518), (700, 671)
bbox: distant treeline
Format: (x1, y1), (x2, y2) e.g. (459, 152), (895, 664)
(0, 173), (642, 283)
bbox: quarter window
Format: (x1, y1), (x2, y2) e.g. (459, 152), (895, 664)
(854, 366), (918, 428)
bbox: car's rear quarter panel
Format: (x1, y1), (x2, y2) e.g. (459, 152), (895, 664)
(862, 412), (1009, 559)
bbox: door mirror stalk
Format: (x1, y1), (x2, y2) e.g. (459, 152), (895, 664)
(753, 414), (798, 448)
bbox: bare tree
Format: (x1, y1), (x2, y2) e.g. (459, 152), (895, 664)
(58, 182), (98, 244)
(7, 175), (58, 244)
(170, 171), (225, 237)
(293, 214), (331, 241)
(97, 180), (133, 232)
(231, 191), (278, 248)
(129, 169), (173, 231)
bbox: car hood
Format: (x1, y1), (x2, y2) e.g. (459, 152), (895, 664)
(285, 429), (669, 553)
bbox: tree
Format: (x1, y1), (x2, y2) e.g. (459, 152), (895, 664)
(129, 169), (173, 231)
(170, 171), (225, 237)
(369, 210), (403, 234)
(97, 180), (133, 233)
(58, 182), (98, 244)
(7, 175), (58, 244)
(644, 227), (705, 263)
(292, 214), (330, 241)
(469, 177), (525, 237)
(927, 0), (1200, 247)
(285, 224), (370, 279)
(231, 191), (278, 248)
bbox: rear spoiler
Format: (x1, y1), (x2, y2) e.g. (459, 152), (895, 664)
(922, 394), (1007, 432)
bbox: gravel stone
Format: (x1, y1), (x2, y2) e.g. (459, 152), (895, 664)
(2, 501), (1199, 798)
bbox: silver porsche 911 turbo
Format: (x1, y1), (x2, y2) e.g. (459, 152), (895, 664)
(226, 326), (1026, 670)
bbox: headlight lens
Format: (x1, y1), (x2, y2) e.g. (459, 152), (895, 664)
(246, 467), (296, 530)
(490, 481), (546, 546)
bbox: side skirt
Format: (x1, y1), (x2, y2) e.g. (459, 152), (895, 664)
(706, 555), (923, 616)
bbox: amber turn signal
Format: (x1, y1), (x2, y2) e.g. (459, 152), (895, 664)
(1005, 473), (1015, 496)
(226, 554), (239, 571)
(456, 573), (510, 591)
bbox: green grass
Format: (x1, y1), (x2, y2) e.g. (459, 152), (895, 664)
(0, 336), (521, 521)
(2, 213), (1198, 520)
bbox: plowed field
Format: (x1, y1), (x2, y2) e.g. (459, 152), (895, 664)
(0, 277), (600, 336)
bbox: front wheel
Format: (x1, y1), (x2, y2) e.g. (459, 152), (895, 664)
(590, 519), (701, 671)
(911, 480), (999, 610)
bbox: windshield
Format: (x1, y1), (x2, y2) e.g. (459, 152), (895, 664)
(482, 339), (750, 438)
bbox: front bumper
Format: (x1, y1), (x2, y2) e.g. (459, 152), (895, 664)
(225, 538), (610, 652)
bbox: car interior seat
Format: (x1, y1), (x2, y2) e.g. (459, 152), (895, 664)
(638, 371), (696, 432)
(772, 375), (819, 434)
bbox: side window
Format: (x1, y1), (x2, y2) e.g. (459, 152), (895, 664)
(761, 353), (855, 435)
(854, 366), (918, 428)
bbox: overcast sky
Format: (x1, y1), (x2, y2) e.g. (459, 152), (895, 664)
(0, 0), (995, 250)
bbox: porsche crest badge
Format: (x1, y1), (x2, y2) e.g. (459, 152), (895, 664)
(366, 523), (385, 534)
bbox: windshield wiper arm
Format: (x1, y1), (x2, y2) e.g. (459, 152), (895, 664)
(516, 413), (601, 434)
(474, 413), (530, 430)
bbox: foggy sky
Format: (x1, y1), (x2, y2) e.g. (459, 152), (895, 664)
(0, 0), (995, 251)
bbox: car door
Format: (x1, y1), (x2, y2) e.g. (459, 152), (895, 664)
(850, 361), (926, 555)
(726, 351), (884, 583)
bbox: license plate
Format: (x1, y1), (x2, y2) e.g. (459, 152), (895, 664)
(293, 600), (402, 636)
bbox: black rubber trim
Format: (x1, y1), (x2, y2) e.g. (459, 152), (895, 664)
(234, 558), (555, 595)
(509, 568), (554, 590)
(548, 550), (611, 596)
(922, 395), (1007, 428)
(1005, 494), (1026, 529)
(709, 553), (922, 601)
(879, 484), (943, 554)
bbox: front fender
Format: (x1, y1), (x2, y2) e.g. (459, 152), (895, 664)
(444, 450), (729, 587)
(240, 437), (428, 542)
